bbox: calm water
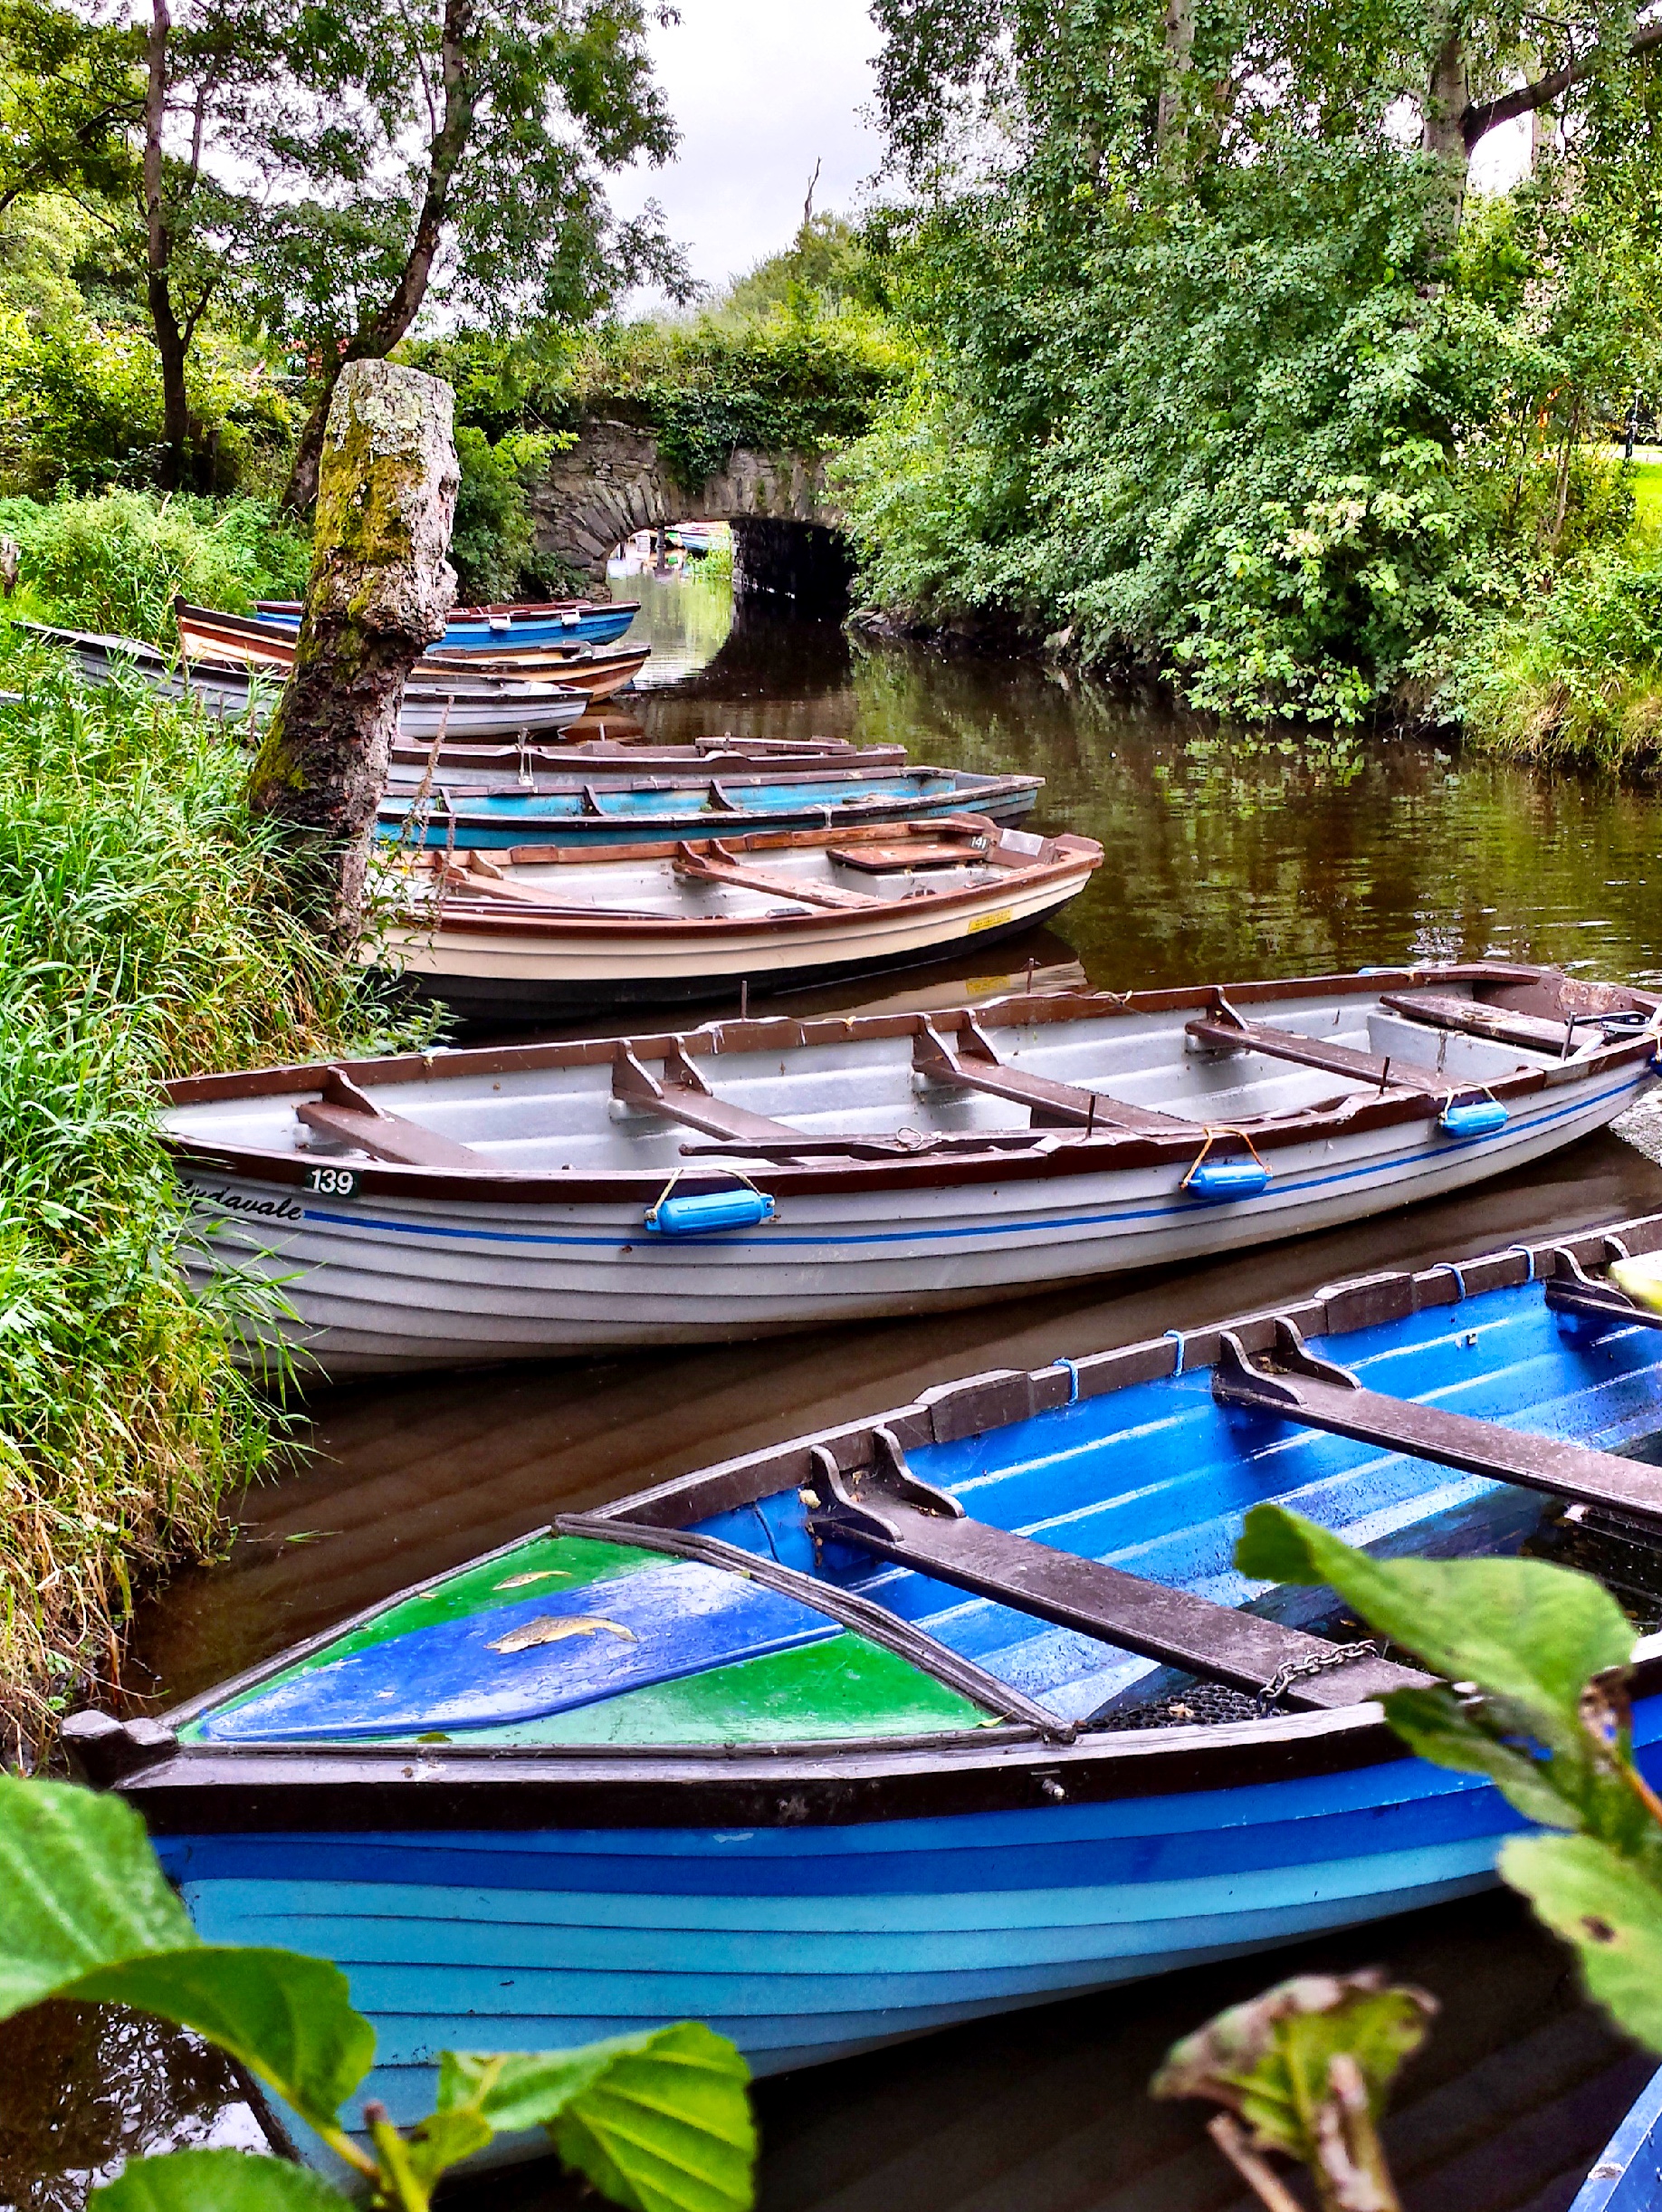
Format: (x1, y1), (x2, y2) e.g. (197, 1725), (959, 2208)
(14, 574), (1662, 2207)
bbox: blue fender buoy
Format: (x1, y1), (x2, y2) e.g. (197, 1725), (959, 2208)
(1185, 1159), (1272, 1202)
(1439, 1098), (1508, 1141)
(643, 1187), (777, 1237)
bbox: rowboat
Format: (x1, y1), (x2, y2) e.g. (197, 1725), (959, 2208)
(158, 960), (1654, 1375)
(377, 762), (1044, 851)
(385, 733), (913, 774)
(1574, 2068), (1662, 2210)
(254, 595), (639, 650)
(359, 819), (1099, 1021)
(21, 621), (590, 742)
(174, 603), (652, 702)
(64, 1211), (1662, 2174)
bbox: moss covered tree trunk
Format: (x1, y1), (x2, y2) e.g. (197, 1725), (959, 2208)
(249, 359), (459, 942)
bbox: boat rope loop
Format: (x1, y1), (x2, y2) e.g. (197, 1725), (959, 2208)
(1505, 1242), (1537, 1284)
(646, 1163), (770, 1213)
(1254, 1638), (1387, 1718)
(1180, 1126), (1269, 1189)
(1050, 1356), (1081, 1404)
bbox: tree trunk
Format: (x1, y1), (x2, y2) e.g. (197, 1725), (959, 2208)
(141, 0), (191, 489)
(1157, 0), (1195, 167)
(280, 0), (476, 516)
(1421, 24), (1470, 238)
(249, 359), (459, 943)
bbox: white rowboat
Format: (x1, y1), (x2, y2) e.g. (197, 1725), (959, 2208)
(363, 819), (1102, 1019)
(161, 962), (1660, 1376)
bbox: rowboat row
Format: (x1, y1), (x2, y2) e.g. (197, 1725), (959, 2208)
(253, 592), (640, 651)
(161, 959), (1657, 1374)
(65, 1208), (1662, 2175)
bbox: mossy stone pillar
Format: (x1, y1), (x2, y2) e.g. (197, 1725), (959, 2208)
(249, 359), (459, 942)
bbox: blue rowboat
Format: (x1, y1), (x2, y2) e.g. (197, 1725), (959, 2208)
(254, 599), (639, 651)
(65, 1213), (1662, 2173)
(376, 764), (1044, 850)
(1575, 2067), (1662, 2210)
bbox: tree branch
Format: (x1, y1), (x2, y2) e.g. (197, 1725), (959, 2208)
(1463, 14), (1662, 146)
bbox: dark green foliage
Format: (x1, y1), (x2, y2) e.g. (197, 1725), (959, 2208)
(450, 426), (584, 604)
(575, 309), (904, 490)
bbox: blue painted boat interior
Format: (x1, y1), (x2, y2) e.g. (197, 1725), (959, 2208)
(695, 1284), (1662, 1724)
(187, 1278), (1662, 1744)
(1571, 2064), (1662, 2212)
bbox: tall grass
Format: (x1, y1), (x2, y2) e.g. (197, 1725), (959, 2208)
(1451, 545), (1662, 771)
(0, 623), (416, 1756)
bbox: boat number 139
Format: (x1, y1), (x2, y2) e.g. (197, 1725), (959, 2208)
(304, 1165), (361, 1197)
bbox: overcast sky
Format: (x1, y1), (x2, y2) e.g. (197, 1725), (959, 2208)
(609, 1), (887, 301)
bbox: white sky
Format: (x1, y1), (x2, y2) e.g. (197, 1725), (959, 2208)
(609, 0), (888, 301)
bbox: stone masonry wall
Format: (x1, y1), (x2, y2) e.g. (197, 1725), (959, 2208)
(526, 417), (845, 595)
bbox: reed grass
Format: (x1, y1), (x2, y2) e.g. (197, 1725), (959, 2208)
(0, 622), (419, 1757)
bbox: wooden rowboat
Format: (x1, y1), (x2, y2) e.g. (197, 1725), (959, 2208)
(174, 603), (652, 701)
(360, 818), (1101, 1020)
(1573, 2068), (1662, 2210)
(253, 595), (640, 649)
(377, 762), (1044, 851)
(385, 733), (913, 774)
(19, 621), (590, 742)
(64, 1212), (1662, 2171)
(158, 960), (1655, 1375)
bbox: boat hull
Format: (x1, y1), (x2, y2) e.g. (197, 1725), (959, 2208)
(151, 1696), (1662, 2167)
(377, 780), (1039, 852)
(258, 606), (637, 649)
(176, 1058), (1652, 1374)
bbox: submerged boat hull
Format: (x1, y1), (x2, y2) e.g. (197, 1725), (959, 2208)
(174, 1049), (1649, 1374)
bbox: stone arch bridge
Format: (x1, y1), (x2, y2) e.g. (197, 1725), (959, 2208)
(528, 418), (854, 608)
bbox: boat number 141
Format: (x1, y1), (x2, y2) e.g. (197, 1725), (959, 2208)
(304, 1165), (361, 1197)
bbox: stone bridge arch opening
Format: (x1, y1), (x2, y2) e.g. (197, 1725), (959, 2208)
(529, 418), (855, 615)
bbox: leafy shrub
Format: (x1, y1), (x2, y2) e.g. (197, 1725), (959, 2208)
(450, 426), (583, 603)
(574, 306), (905, 489)
(1449, 544), (1662, 769)
(0, 490), (310, 640)
(0, 624), (416, 1748)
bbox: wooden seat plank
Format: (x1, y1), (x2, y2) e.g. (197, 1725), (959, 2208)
(1187, 1010), (1452, 1096)
(1379, 991), (1574, 1056)
(297, 1069), (480, 1170)
(916, 1017), (1192, 1134)
(813, 1468), (1425, 1711)
(1212, 1325), (1662, 1524)
(612, 1042), (807, 1144)
(674, 844), (881, 911)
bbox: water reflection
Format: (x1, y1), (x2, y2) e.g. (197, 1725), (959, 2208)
(30, 579), (1662, 2207)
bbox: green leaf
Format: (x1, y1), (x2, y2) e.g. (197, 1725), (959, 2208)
(0, 1775), (195, 2020)
(1380, 1686), (1582, 1829)
(1151, 1970), (1436, 2159)
(67, 1949), (375, 2132)
(1501, 1833), (1662, 2054)
(91, 2150), (349, 2212)
(445, 2025), (756, 2212)
(1236, 1506), (1635, 1713)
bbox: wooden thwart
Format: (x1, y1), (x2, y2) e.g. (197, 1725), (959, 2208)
(915, 1016), (1190, 1134)
(674, 841), (880, 911)
(1212, 1320), (1662, 1522)
(1187, 1001), (1452, 1096)
(1380, 991), (1579, 1057)
(809, 1435), (1426, 1711)
(297, 1068), (479, 1169)
(612, 1041), (809, 1146)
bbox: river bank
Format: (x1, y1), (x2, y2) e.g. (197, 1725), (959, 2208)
(0, 622), (417, 1761)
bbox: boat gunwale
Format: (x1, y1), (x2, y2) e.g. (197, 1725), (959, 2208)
(74, 1205), (1662, 1831)
(156, 963), (1660, 1203)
